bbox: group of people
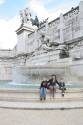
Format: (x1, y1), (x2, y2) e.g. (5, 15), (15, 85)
(40, 75), (66, 101)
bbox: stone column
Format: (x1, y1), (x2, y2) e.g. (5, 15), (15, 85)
(33, 29), (38, 51)
(60, 13), (64, 43)
(79, 1), (83, 37)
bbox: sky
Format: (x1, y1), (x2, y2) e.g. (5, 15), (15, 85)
(0, 0), (80, 49)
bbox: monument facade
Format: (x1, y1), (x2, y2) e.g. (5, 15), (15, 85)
(0, 1), (83, 83)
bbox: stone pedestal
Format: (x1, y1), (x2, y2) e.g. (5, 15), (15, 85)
(16, 23), (37, 54)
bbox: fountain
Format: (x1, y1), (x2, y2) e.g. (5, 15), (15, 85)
(11, 6), (83, 86)
(12, 59), (83, 85)
(0, 4), (83, 110)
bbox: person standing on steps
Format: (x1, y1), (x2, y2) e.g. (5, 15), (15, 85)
(59, 78), (66, 97)
(47, 75), (60, 99)
(40, 80), (48, 101)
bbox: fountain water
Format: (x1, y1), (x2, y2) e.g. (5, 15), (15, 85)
(11, 56), (83, 86)
(10, 4), (83, 87)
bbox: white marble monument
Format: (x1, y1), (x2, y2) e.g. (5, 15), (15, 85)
(0, 1), (83, 83)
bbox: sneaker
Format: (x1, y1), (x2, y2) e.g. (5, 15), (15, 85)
(40, 97), (42, 101)
(44, 97), (46, 100)
(62, 93), (64, 97)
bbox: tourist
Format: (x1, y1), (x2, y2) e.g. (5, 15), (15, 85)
(47, 75), (59, 99)
(40, 80), (47, 101)
(59, 78), (66, 97)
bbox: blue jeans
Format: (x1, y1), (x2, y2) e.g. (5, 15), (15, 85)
(40, 87), (46, 98)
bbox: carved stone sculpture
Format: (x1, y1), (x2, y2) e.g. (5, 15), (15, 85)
(59, 45), (69, 58)
(25, 8), (31, 22)
(19, 8), (32, 24)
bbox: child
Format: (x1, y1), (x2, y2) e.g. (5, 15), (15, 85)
(59, 78), (66, 97)
(40, 80), (47, 101)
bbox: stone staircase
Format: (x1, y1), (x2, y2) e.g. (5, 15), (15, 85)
(0, 88), (83, 102)
(0, 88), (83, 109)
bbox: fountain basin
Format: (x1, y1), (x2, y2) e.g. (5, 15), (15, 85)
(0, 81), (83, 89)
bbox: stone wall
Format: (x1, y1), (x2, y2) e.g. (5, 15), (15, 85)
(63, 6), (80, 41)
(0, 50), (13, 81)
(25, 2), (83, 54)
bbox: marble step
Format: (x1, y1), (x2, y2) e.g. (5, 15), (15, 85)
(0, 92), (83, 102)
(0, 88), (83, 93)
(0, 88), (82, 102)
(0, 88), (83, 109)
(0, 100), (83, 109)
(0, 97), (83, 103)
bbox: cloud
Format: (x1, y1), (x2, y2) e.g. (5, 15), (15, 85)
(0, 16), (20, 49)
(0, 0), (5, 4)
(29, 0), (49, 20)
(28, 0), (79, 21)
(28, 0), (57, 21)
